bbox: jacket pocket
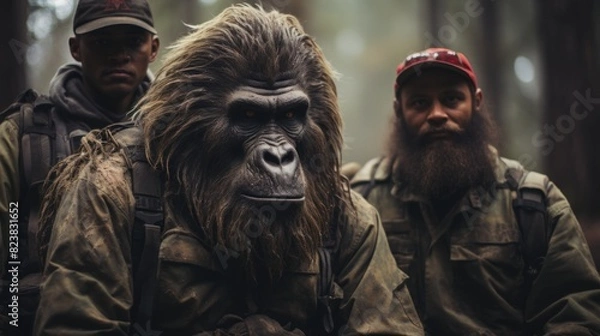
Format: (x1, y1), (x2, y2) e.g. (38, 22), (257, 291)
(450, 216), (522, 273)
(155, 231), (237, 332)
(449, 220), (525, 309)
(262, 259), (320, 327)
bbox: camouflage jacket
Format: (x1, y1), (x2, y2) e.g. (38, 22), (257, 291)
(349, 151), (600, 336)
(34, 126), (424, 336)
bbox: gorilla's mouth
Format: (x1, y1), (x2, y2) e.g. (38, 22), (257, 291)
(241, 193), (305, 203)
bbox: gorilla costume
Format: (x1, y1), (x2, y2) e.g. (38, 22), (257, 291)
(35, 5), (424, 336)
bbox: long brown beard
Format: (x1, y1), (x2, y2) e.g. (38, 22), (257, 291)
(389, 112), (497, 201)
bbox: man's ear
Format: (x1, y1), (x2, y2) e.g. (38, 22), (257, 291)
(149, 36), (160, 62)
(474, 88), (483, 112)
(394, 99), (402, 118)
(69, 37), (81, 62)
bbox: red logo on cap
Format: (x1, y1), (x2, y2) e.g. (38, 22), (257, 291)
(105, 0), (130, 11)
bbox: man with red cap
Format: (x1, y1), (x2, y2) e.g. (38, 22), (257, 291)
(346, 47), (600, 335)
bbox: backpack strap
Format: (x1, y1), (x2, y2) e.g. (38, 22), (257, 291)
(17, 93), (60, 271)
(19, 95), (54, 190)
(317, 246), (335, 334)
(513, 171), (550, 284)
(0, 89), (38, 122)
(125, 142), (164, 332)
(503, 159), (550, 289)
(349, 157), (392, 199)
(317, 211), (340, 334)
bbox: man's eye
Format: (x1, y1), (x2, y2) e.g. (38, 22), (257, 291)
(411, 99), (427, 108)
(130, 37), (144, 47)
(444, 96), (460, 105)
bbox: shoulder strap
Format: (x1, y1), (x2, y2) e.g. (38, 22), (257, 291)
(124, 140), (164, 332)
(1, 89), (35, 122)
(504, 161), (551, 288)
(17, 92), (60, 272)
(19, 93), (55, 189)
(349, 156), (392, 199)
(316, 208), (344, 334)
(317, 246), (335, 334)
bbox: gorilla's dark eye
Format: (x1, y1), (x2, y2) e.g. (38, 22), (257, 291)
(245, 110), (257, 118)
(284, 111), (295, 119)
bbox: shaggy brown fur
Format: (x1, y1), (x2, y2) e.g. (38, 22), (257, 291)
(133, 5), (350, 282)
(38, 129), (118, 265)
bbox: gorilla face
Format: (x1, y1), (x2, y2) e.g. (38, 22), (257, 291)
(227, 82), (308, 203)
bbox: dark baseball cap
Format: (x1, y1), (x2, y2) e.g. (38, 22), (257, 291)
(73, 0), (157, 35)
(394, 47), (478, 94)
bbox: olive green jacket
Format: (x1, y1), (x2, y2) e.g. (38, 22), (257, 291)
(349, 152), (600, 336)
(34, 127), (424, 335)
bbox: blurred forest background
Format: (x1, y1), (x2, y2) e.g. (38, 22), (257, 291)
(1, 0), (599, 266)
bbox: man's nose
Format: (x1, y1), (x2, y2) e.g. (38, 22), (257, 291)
(108, 46), (132, 63)
(426, 101), (448, 127)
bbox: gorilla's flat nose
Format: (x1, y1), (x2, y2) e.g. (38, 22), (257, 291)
(259, 143), (298, 177)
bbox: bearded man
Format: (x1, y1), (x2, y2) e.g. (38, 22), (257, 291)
(348, 48), (600, 335)
(33, 5), (424, 336)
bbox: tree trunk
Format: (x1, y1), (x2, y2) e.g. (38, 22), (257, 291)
(0, 0), (28, 110)
(426, 0), (440, 39)
(480, 0), (503, 152)
(537, 0), (600, 265)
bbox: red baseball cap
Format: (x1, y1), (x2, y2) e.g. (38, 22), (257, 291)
(394, 48), (478, 95)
